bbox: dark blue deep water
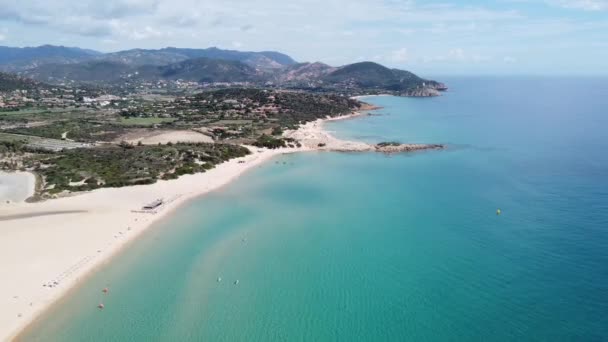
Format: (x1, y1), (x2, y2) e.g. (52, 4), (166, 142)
(24, 77), (608, 341)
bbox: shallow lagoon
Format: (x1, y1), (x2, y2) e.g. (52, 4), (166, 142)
(0, 171), (34, 203)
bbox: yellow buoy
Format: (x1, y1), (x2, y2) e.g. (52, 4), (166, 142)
(496, 209), (501, 215)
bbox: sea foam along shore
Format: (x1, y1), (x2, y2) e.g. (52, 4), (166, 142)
(0, 111), (369, 341)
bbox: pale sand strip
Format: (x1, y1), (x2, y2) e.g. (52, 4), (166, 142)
(285, 112), (373, 152)
(286, 113), (444, 153)
(0, 146), (304, 341)
(122, 129), (214, 145)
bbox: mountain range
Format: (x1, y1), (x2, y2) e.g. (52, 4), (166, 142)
(0, 45), (445, 95)
(0, 45), (296, 72)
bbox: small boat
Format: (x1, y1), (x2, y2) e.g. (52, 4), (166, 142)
(98, 303), (105, 309)
(217, 277), (222, 282)
(234, 280), (239, 285)
(496, 209), (502, 215)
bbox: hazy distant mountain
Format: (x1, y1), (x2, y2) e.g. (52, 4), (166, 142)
(20, 58), (263, 84)
(5, 45), (443, 95)
(94, 49), (188, 67)
(0, 45), (297, 72)
(0, 72), (44, 91)
(258, 51), (298, 67)
(157, 57), (262, 83)
(273, 62), (337, 84)
(163, 47), (297, 69)
(100, 47), (296, 70)
(19, 61), (136, 84)
(0, 45), (101, 72)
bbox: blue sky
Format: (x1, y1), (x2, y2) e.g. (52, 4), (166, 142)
(0, 0), (607, 75)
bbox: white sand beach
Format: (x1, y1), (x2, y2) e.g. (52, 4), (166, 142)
(0, 113), (379, 340)
(0, 146), (302, 341)
(285, 113), (373, 152)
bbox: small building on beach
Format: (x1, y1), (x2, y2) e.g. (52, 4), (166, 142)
(142, 199), (163, 210)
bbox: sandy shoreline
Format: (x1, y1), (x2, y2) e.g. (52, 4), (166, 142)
(0, 145), (307, 341)
(285, 113), (372, 152)
(0, 100), (445, 339)
(0, 107), (390, 340)
(1, 107), (372, 340)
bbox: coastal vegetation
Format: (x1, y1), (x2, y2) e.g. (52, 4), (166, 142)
(23, 143), (250, 196)
(118, 117), (176, 126)
(114, 88), (360, 143)
(0, 84), (361, 198)
(2, 88), (360, 143)
(6, 120), (128, 142)
(252, 134), (300, 149)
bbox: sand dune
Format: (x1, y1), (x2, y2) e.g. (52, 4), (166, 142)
(121, 129), (214, 145)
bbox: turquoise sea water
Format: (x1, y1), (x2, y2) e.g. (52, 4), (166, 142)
(23, 77), (608, 341)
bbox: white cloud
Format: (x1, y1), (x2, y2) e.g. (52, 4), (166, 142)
(0, 0), (524, 41)
(549, 0), (608, 10)
(503, 56), (517, 63)
(389, 48), (409, 63)
(424, 48), (492, 63)
(448, 48), (466, 60)
(0, 0), (606, 74)
(127, 26), (165, 41)
(0, 33), (5, 41)
(396, 28), (415, 35)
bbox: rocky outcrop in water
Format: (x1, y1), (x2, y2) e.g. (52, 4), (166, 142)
(374, 142), (445, 153)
